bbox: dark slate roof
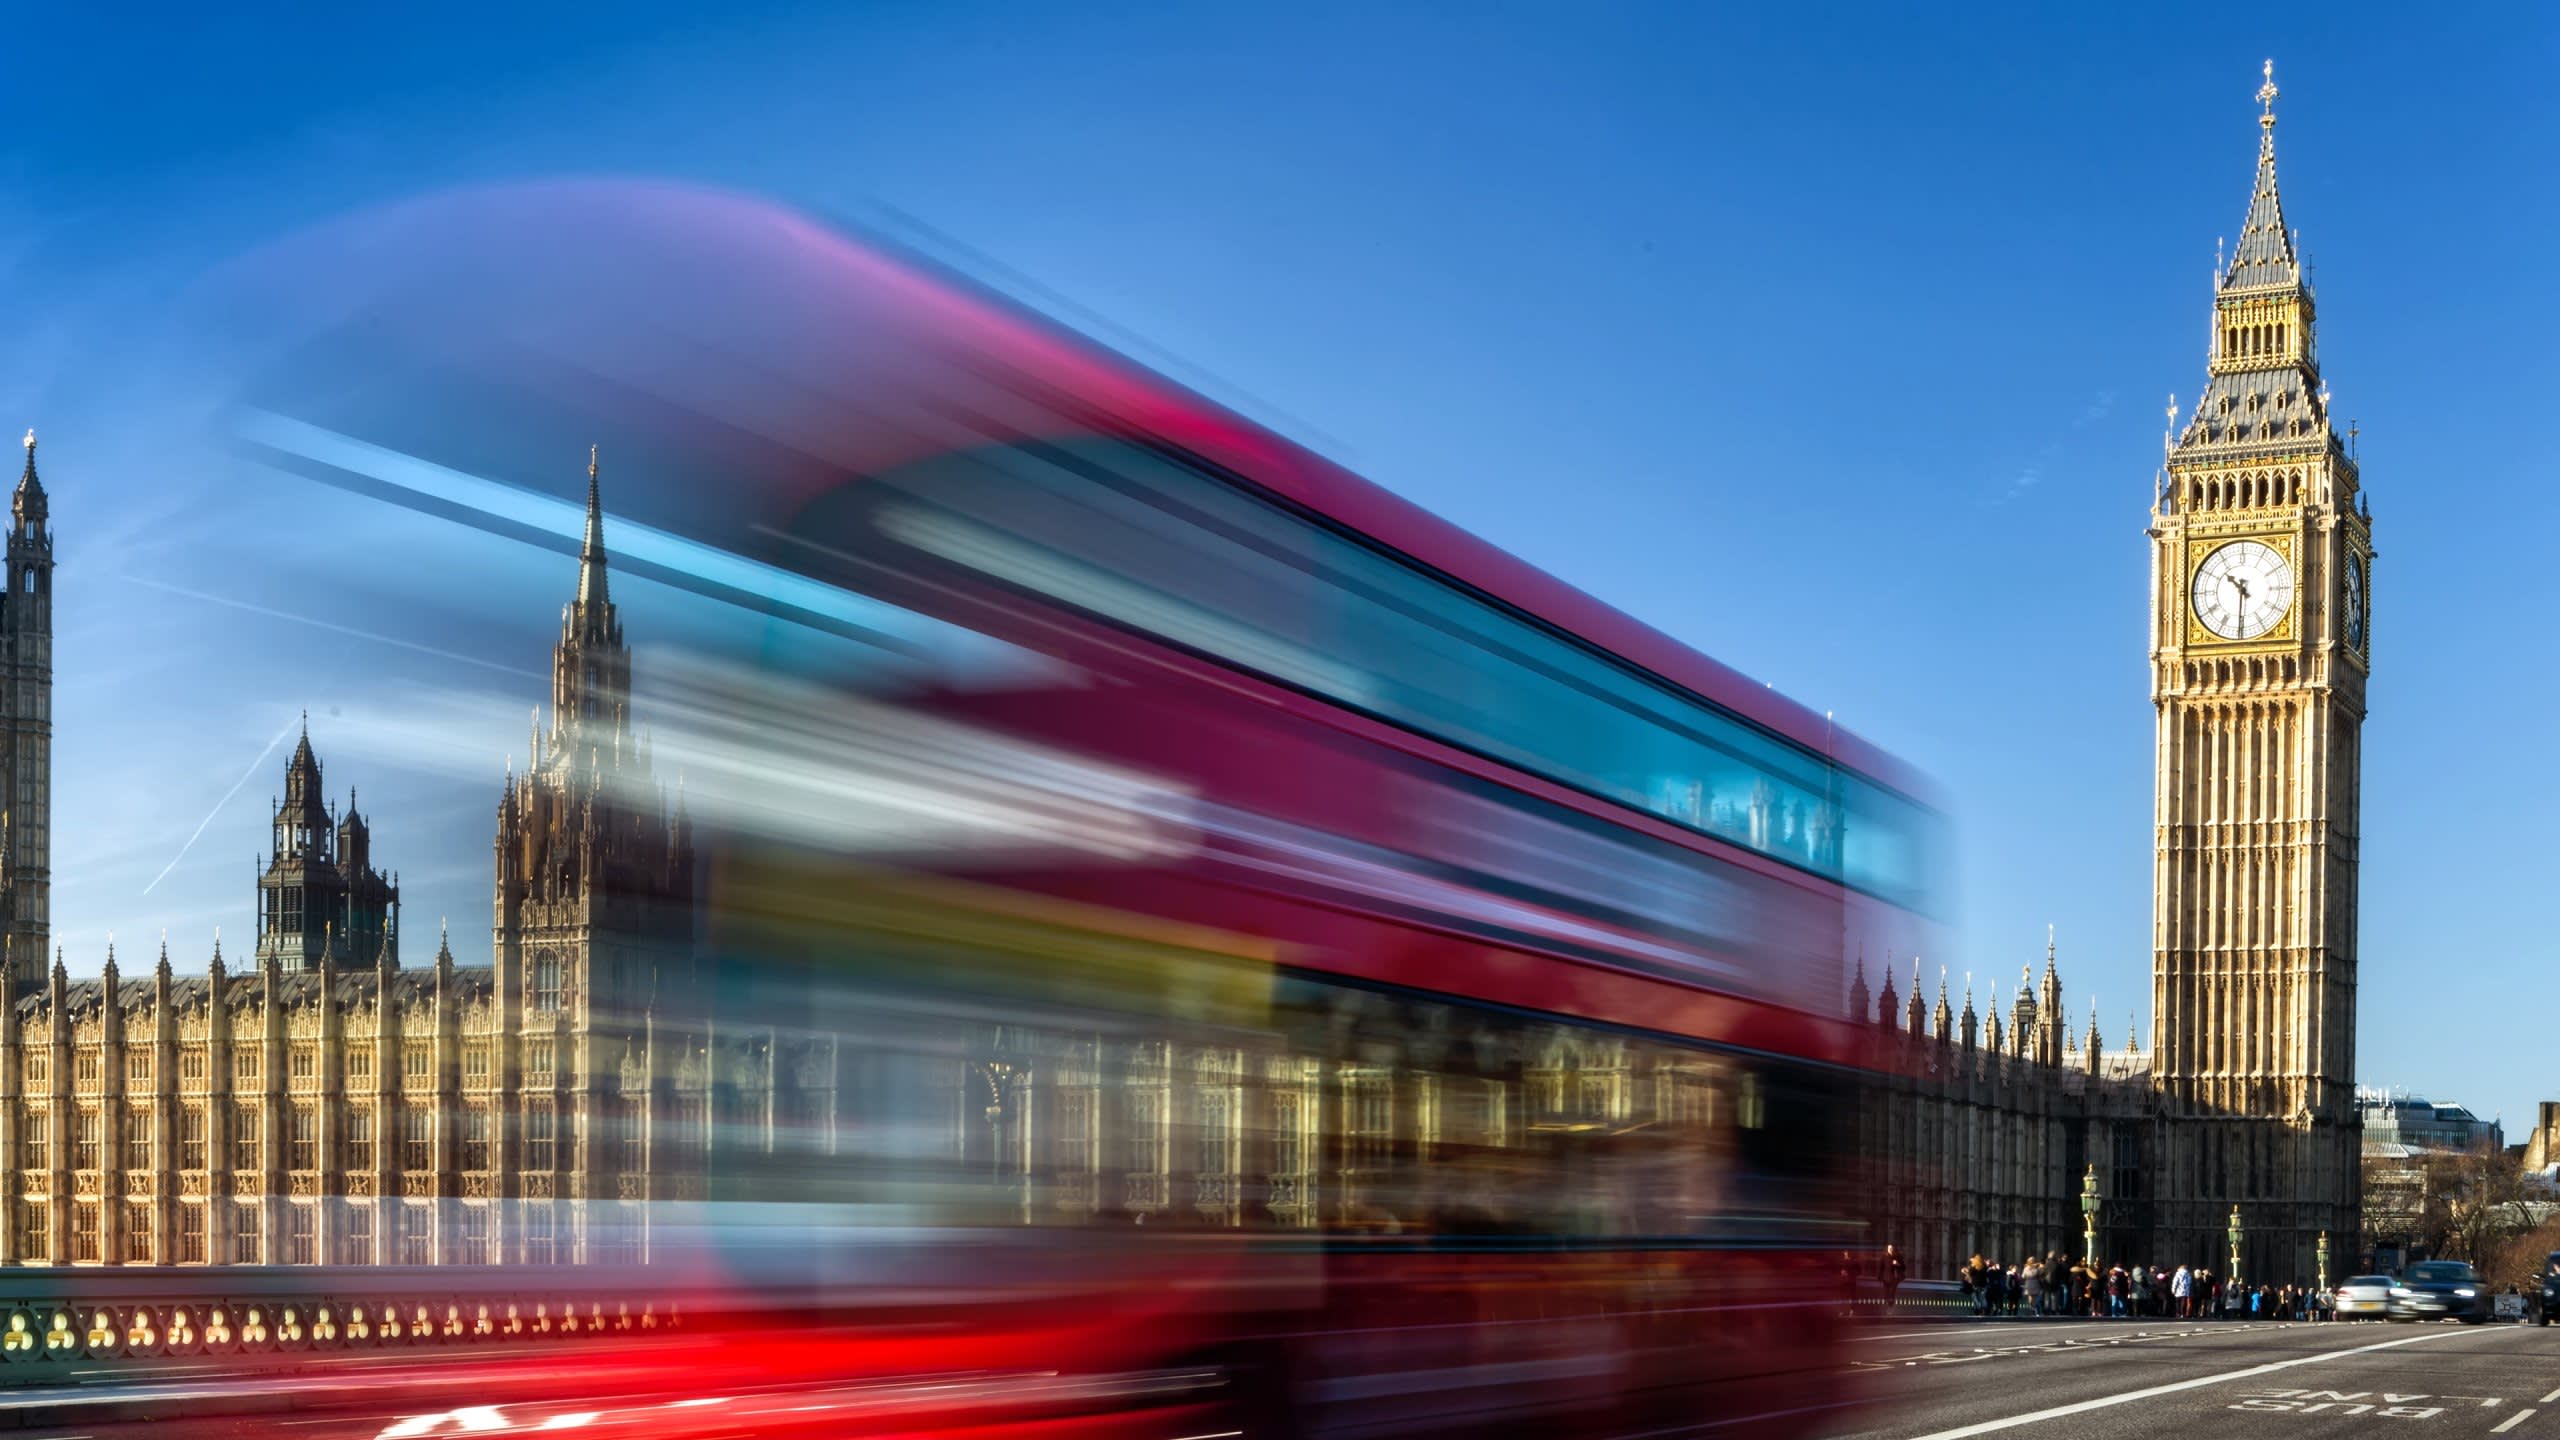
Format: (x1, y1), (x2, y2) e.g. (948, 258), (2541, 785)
(2223, 130), (2300, 292)
(15, 965), (496, 1020)
(2172, 365), (2332, 459)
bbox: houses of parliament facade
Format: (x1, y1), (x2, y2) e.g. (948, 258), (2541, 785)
(1853, 62), (2371, 1285)
(0, 441), (714, 1267)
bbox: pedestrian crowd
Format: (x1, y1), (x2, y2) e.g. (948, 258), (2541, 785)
(1938, 1251), (2332, 1322)
(1852, 1245), (2336, 1322)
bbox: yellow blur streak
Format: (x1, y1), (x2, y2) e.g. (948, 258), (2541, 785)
(716, 856), (1277, 1029)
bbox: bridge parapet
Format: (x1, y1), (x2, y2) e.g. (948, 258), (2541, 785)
(0, 1266), (677, 1380)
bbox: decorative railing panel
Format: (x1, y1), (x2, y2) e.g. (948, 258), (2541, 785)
(0, 1269), (678, 1381)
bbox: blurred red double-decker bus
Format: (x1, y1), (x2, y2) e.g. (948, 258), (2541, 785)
(225, 183), (1946, 1437)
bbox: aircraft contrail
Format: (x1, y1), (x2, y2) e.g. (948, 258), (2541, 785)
(142, 716), (299, 898)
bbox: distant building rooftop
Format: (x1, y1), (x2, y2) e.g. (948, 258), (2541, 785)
(2358, 1091), (2503, 1157)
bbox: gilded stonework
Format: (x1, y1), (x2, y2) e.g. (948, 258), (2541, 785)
(2147, 58), (2369, 1280)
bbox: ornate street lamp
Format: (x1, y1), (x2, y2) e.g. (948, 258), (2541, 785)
(2080, 1163), (2100, 1268)
(2227, 1205), (2244, 1286)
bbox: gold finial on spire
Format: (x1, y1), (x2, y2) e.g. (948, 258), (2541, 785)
(19, 429), (30, 452)
(588, 443), (599, 479)
(2258, 58), (2279, 129)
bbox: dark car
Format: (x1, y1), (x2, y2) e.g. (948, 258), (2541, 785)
(2538, 1251), (2560, 1326)
(2388, 1260), (2490, 1323)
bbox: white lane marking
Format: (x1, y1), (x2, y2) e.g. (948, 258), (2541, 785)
(1899, 1326), (2507, 1439)
(2493, 1411), (2535, 1435)
(2544, 1386), (2560, 1405)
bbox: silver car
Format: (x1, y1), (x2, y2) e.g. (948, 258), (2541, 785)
(2334, 1274), (2392, 1320)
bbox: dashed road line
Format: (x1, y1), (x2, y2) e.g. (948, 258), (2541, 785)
(2543, 1386), (2560, 1405)
(2492, 1412), (2536, 1435)
(1897, 1325), (2508, 1440)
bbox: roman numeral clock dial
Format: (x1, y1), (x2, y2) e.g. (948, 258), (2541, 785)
(2344, 554), (2365, 650)
(2189, 539), (2294, 641)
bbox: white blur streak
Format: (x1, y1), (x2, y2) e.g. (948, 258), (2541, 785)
(236, 409), (1055, 692)
(141, 715), (299, 898)
(876, 503), (1376, 708)
(628, 649), (1194, 864)
(322, 689), (546, 786)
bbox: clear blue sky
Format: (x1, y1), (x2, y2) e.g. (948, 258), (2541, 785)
(3, 4), (2554, 1127)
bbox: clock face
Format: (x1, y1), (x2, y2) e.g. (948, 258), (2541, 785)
(2190, 540), (2295, 641)
(2343, 557), (2365, 649)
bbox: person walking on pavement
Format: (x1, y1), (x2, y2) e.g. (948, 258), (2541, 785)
(2021, 1256), (2043, 1318)
(2172, 1263), (2193, 1318)
(1879, 1244), (1905, 1311)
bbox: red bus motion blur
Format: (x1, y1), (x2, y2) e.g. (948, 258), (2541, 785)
(238, 183), (1948, 1438)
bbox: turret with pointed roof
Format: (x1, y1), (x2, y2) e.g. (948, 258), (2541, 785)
(13, 430), (43, 530)
(2165, 61), (2351, 498)
(257, 721), (398, 971)
(1, 428), (53, 994)
(496, 446), (697, 1052)
(547, 445), (631, 784)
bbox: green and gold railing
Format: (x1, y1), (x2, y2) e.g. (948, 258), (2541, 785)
(0, 1268), (679, 1377)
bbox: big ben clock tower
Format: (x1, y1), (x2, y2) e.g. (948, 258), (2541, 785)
(2149, 62), (2370, 1278)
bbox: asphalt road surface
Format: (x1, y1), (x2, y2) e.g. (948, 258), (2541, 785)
(1, 1317), (2554, 1438)
(1829, 1316), (2560, 1439)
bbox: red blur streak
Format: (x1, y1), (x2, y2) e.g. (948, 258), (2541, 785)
(756, 208), (1926, 802)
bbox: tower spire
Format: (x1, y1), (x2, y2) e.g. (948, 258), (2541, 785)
(13, 429), (44, 533)
(578, 444), (609, 609)
(2224, 59), (2300, 292)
